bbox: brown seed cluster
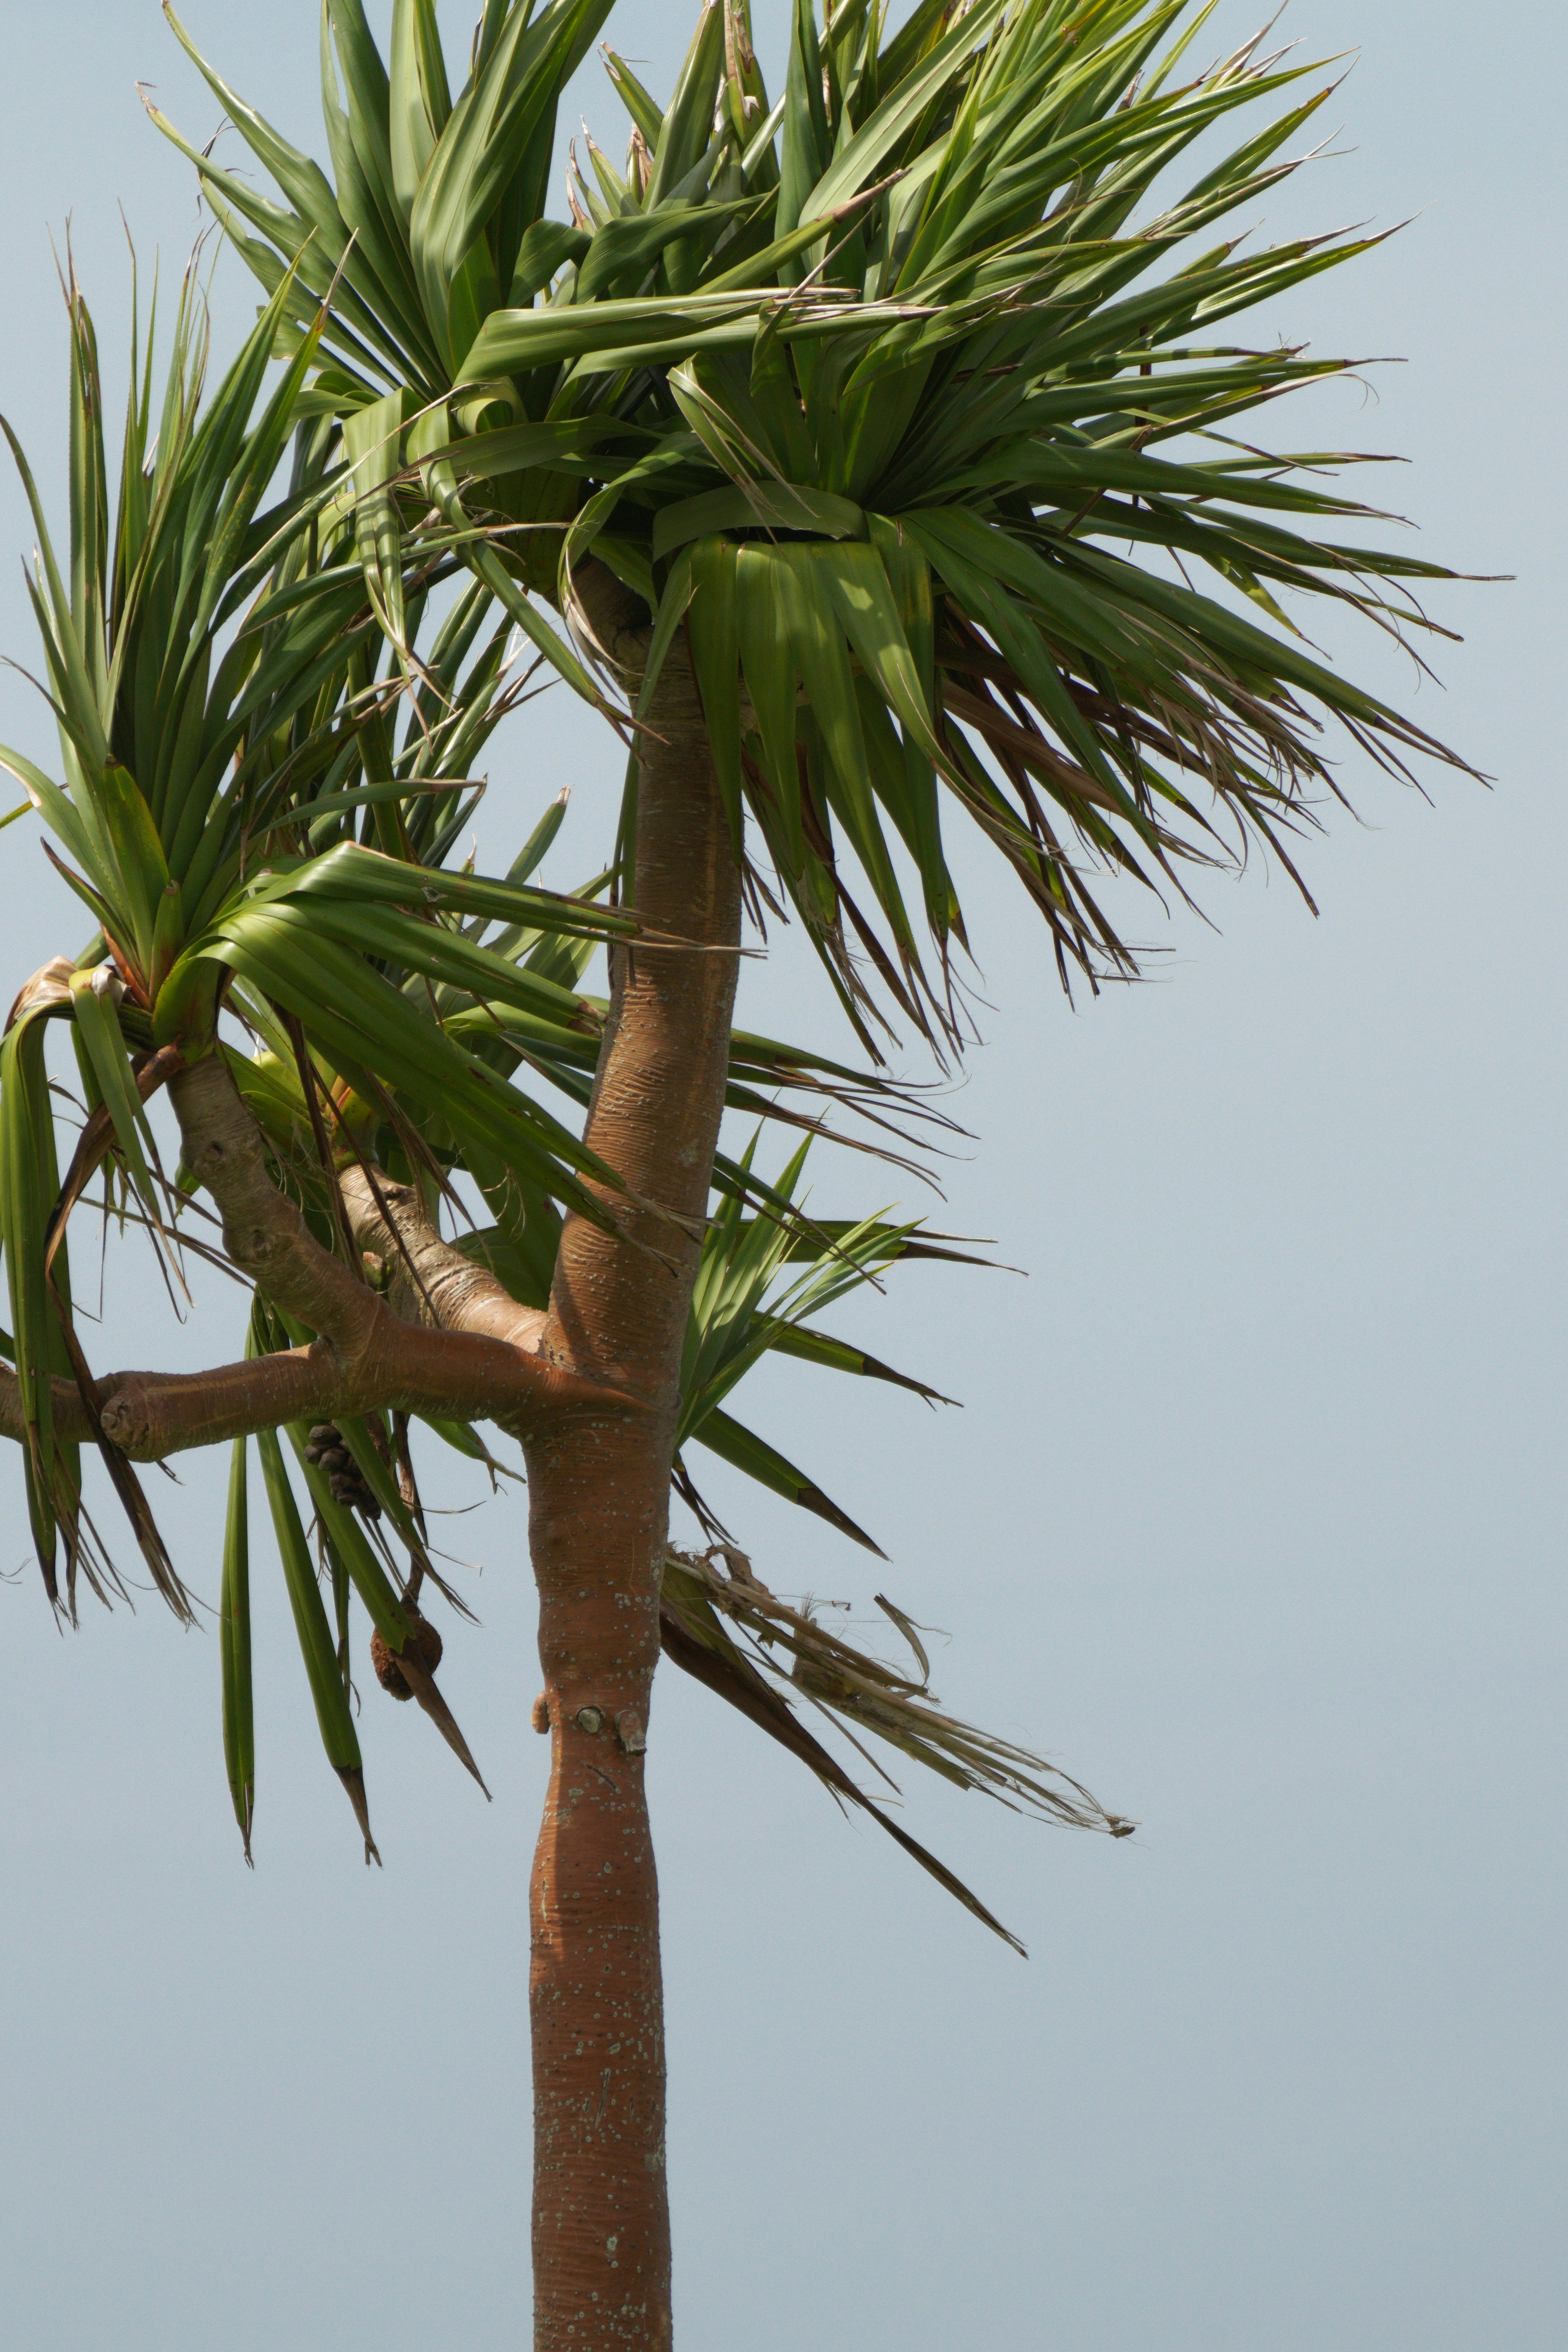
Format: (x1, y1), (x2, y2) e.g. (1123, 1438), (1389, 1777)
(305, 1423), (381, 1518)
(369, 1609), (444, 1701)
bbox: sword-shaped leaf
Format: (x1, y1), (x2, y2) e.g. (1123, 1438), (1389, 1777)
(256, 1424), (380, 1862)
(285, 1420), (490, 1796)
(67, 969), (158, 1218)
(220, 1437), (256, 1863)
(688, 1406), (884, 1558)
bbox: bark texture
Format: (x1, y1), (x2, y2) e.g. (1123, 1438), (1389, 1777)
(525, 624), (742, 2352)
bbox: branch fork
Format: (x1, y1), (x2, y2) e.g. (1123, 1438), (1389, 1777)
(0, 1050), (639, 1468)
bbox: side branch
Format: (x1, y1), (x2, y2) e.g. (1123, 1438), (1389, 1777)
(0, 1324), (616, 1464)
(338, 1166), (547, 1354)
(169, 1054), (383, 1355)
(0, 1055), (636, 1464)
(102, 1320), (610, 1457)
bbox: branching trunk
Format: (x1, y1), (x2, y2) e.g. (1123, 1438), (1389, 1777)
(0, 589), (739, 2352)
(0, 1065), (614, 1456)
(524, 626), (741, 2352)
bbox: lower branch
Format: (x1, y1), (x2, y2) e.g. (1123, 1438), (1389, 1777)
(0, 1057), (630, 1465)
(0, 1323), (617, 1463)
(170, 1053), (385, 1354)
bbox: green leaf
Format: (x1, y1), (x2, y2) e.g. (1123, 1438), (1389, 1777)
(284, 1419), (491, 1793)
(68, 971), (158, 1217)
(199, 908), (626, 1227)
(576, 198), (759, 307)
(685, 536), (742, 848)
(508, 217), (592, 301)
(777, 0), (831, 256)
(408, 401), (619, 714)
(0, 742), (99, 878)
(255, 1423), (379, 1860)
(601, 47), (665, 151)
(762, 1319), (955, 1405)
(0, 1005), (72, 1594)
(630, 546), (695, 722)
(642, 0), (726, 211)
(220, 1438), (256, 1862)
(339, 387), (412, 667)
(782, 544), (912, 943)
(650, 482), (864, 562)
(389, 0), (452, 218)
(458, 289), (767, 382)
(688, 1406), (885, 1557)
(409, 0), (616, 355)
(805, 0), (1010, 222)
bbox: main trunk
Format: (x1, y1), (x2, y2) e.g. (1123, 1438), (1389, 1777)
(524, 640), (739, 2351)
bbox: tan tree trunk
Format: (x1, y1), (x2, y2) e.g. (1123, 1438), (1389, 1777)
(0, 592), (740, 2352)
(524, 632), (740, 2352)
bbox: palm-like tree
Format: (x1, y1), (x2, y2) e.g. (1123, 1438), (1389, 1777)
(0, 4), (1475, 2345)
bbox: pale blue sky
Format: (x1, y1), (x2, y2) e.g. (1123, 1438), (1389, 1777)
(0, 6), (1562, 2349)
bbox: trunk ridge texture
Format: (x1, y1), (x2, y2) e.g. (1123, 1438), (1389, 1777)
(526, 636), (741, 2351)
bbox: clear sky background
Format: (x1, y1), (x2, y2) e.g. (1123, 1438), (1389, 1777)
(0, 5), (1562, 2348)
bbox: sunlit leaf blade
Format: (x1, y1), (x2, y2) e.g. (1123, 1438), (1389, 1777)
(760, 1319), (956, 1404)
(68, 969), (158, 1217)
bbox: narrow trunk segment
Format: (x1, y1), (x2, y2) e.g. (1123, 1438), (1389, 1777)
(526, 633), (740, 2352)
